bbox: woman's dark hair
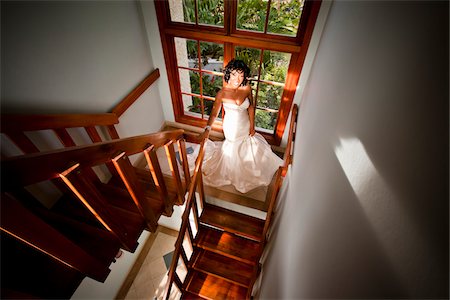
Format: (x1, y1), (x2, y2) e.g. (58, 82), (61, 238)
(223, 59), (250, 86)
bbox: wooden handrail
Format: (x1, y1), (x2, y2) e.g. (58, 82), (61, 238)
(0, 113), (119, 133)
(1, 129), (184, 189)
(282, 104), (298, 176)
(111, 69), (160, 117)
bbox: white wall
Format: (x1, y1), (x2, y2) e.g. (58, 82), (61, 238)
(139, 0), (175, 123)
(1, 0), (165, 135)
(260, 1), (448, 299)
(1, 1), (166, 298)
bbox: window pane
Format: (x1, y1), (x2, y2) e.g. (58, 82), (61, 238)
(169, 0), (195, 24)
(257, 82), (283, 110)
(185, 96), (203, 117)
(200, 42), (224, 71)
(198, 0), (224, 27)
(261, 51), (291, 82)
(179, 69), (192, 95)
(235, 46), (261, 79)
(175, 38), (198, 69)
(179, 69), (200, 95)
(236, 0), (267, 33)
(255, 109), (277, 132)
(202, 74), (223, 98)
(268, 0), (305, 36)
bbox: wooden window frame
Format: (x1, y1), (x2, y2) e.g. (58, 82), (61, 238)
(155, 0), (321, 145)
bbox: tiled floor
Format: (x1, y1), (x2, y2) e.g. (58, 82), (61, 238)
(119, 227), (189, 300)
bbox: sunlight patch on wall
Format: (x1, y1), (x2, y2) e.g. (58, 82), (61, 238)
(334, 137), (427, 295)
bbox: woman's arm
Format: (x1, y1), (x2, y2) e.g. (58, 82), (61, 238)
(247, 86), (256, 136)
(198, 91), (223, 141)
(206, 92), (223, 128)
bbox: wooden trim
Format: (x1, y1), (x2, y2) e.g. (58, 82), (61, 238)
(1, 113), (119, 133)
(164, 28), (301, 53)
(111, 69), (160, 117)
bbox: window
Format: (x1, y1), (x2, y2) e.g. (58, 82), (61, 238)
(155, 0), (321, 145)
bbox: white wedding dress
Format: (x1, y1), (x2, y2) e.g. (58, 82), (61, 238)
(201, 98), (283, 193)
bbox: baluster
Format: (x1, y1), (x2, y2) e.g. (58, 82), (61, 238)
(197, 172), (206, 211)
(185, 222), (194, 250)
(164, 140), (185, 205)
(84, 126), (102, 142)
(143, 145), (172, 215)
(190, 196), (200, 231)
(180, 247), (189, 269)
(177, 138), (191, 187)
(6, 130), (39, 153)
(53, 128), (76, 147)
(112, 152), (157, 232)
(107, 125), (120, 139)
(85, 126), (118, 176)
(1, 193), (110, 282)
(59, 163), (137, 251)
(173, 273), (183, 293)
(55, 128), (101, 184)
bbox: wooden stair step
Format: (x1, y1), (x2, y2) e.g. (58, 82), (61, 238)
(200, 203), (264, 242)
(191, 248), (254, 287)
(181, 290), (208, 299)
(185, 270), (248, 300)
(43, 212), (121, 265)
(195, 225), (261, 265)
(101, 179), (166, 220)
(51, 194), (102, 229)
(96, 182), (140, 214)
(134, 167), (182, 201)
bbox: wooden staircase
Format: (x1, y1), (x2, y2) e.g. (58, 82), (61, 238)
(164, 104), (298, 300)
(184, 204), (264, 299)
(0, 67), (298, 299)
(0, 128), (195, 298)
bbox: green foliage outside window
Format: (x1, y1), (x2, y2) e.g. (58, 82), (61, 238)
(182, 0), (298, 131)
(187, 73), (223, 116)
(268, 0), (304, 36)
(237, 0), (303, 36)
(182, 0), (224, 26)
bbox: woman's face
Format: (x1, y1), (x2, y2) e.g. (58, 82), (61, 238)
(228, 70), (245, 88)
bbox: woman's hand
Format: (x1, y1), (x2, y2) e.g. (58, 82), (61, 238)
(249, 127), (255, 136)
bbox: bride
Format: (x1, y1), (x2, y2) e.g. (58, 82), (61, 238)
(198, 59), (283, 193)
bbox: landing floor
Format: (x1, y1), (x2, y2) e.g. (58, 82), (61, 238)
(117, 227), (188, 300)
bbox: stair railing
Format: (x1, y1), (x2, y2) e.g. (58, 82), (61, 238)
(1, 129), (189, 282)
(163, 130), (209, 300)
(281, 104), (298, 177)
